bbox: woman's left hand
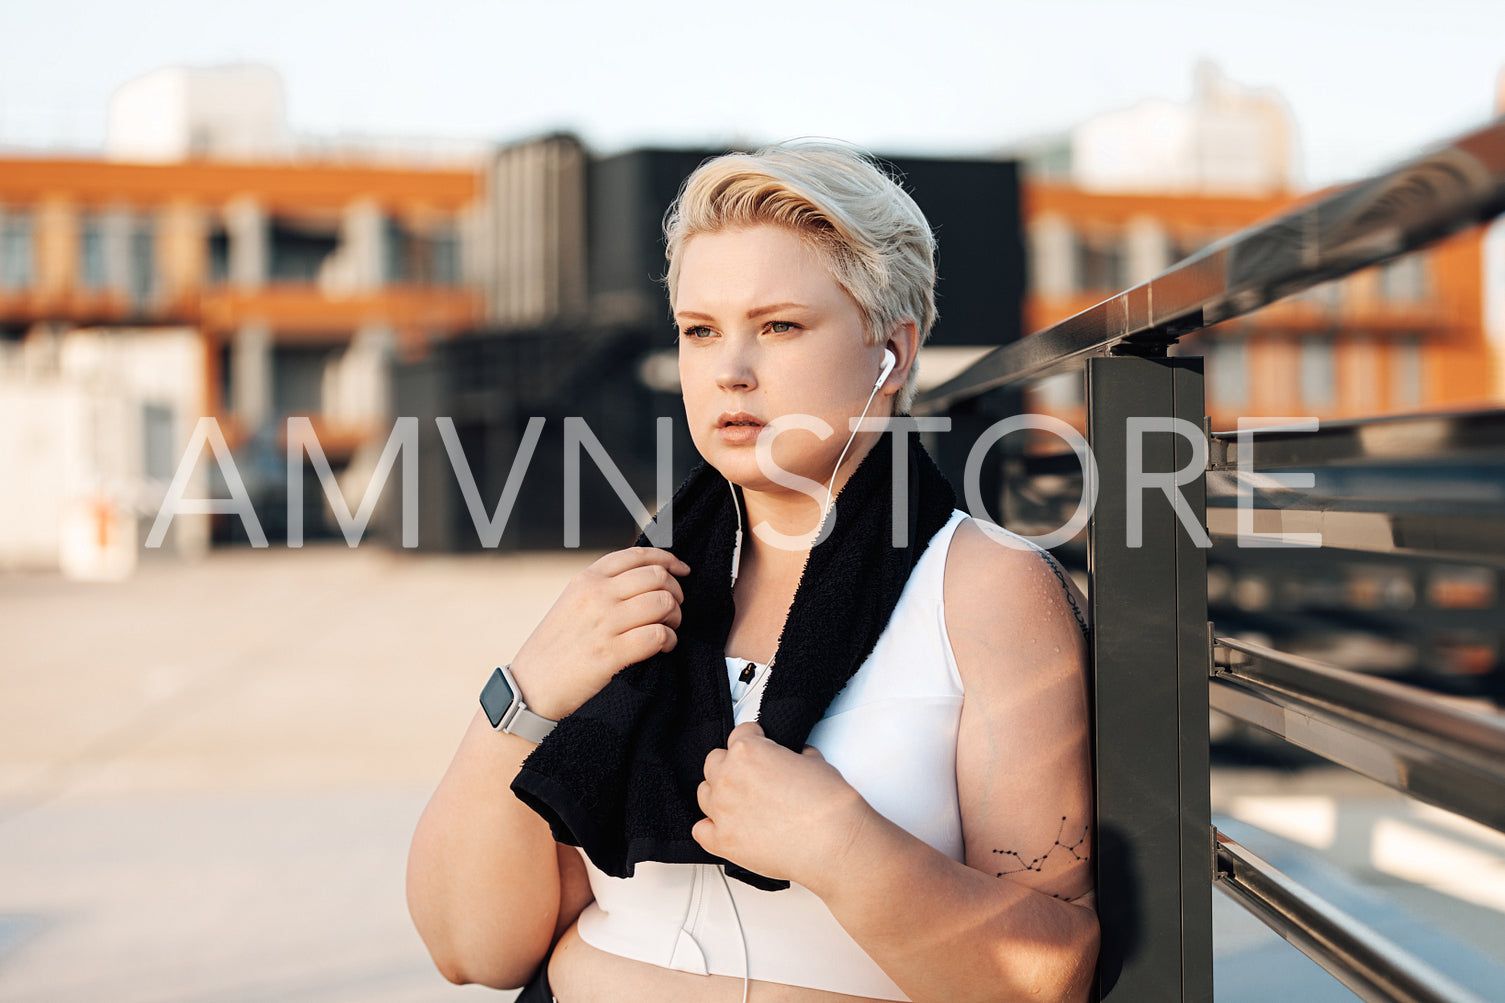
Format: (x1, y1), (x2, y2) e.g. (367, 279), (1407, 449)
(692, 722), (874, 890)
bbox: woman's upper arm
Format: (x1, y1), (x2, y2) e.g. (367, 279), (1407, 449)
(944, 520), (1094, 904)
(407, 709), (580, 987)
(553, 843), (594, 944)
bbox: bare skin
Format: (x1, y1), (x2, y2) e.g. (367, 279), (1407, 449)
(407, 225), (1097, 1002)
(550, 923), (893, 1003)
(405, 546), (689, 988)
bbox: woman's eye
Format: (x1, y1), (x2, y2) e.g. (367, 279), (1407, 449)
(681, 326), (714, 340)
(768, 321), (796, 334)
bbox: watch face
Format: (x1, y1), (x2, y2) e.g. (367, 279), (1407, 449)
(480, 667), (516, 729)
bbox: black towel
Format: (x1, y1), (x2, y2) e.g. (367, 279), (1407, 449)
(511, 429), (956, 890)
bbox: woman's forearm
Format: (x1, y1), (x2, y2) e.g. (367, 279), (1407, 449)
(811, 807), (1099, 1003)
(406, 709), (562, 989)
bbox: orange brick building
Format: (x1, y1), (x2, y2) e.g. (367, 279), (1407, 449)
(1021, 181), (1496, 431)
(0, 154), (482, 570)
(0, 156), (481, 453)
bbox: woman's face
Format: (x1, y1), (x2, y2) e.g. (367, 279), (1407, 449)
(675, 224), (892, 501)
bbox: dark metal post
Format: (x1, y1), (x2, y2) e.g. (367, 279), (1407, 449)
(1087, 355), (1212, 1001)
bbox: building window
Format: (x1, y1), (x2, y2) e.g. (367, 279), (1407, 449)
(1379, 254), (1428, 303)
(1299, 335), (1336, 408)
(1027, 215), (1077, 297)
(142, 403), (176, 481)
(432, 226), (461, 286)
(1208, 336), (1249, 408)
(218, 342), (234, 413)
(272, 344), (334, 416)
(0, 211), (33, 290)
(376, 216), (400, 283)
(208, 228), (230, 284)
(268, 217), (338, 283)
(129, 218), (156, 309)
(1076, 233), (1126, 293)
(1298, 278), (1342, 313)
(1393, 335), (1423, 408)
(1346, 336), (1380, 414)
(79, 215), (109, 290)
(385, 219), (462, 286)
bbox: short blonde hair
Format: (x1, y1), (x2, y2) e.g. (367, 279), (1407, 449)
(663, 140), (937, 411)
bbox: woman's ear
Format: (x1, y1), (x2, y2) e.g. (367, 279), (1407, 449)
(881, 319), (921, 395)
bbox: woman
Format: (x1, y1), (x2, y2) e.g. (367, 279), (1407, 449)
(407, 141), (1098, 1003)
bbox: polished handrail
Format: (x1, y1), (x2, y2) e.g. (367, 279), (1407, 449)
(1211, 635), (1505, 833)
(914, 116), (1505, 415)
(1202, 486), (1505, 564)
(1213, 831), (1489, 1003)
(1208, 408), (1505, 470)
(1214, 635), (1505, 757)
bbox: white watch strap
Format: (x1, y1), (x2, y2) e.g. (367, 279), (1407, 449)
(488, 664), (558, 743)
(502, 701), (557, 743)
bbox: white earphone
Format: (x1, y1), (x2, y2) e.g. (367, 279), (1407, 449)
(822, 347), (898, 522)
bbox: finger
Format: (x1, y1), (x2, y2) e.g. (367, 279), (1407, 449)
(594, 546), (691, 579)
(611, 590), (682, 635)
(696, 779), (713, 814)
(691, 817), (715, 851)
(617, 623), (677, 664)
(659, 600), (683, 631)
(612, 563), (686, 606)
(727, 721), (765, 747)
(703, 747), (727, 778)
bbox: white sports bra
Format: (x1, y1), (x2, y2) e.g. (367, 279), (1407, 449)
(573, 509), (973, 1000)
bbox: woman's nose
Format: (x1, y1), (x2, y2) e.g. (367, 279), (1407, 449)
(716, 351), (757, 391)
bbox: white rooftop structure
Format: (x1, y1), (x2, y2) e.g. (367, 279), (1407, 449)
(1069, 62), (1298, 195)
(107, 64), (292, 162)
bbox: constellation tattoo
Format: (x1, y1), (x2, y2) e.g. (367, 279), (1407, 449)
(992, 816), (1090, 894)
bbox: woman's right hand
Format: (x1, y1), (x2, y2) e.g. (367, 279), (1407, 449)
(508, 547), (690, 721)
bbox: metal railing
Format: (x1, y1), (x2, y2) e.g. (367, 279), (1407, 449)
(914, 116), (1505, 1002)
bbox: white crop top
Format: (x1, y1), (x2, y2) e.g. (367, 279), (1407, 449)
(574, 509), (973, 1001)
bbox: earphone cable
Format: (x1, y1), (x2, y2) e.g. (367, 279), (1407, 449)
(821, 376), (887, 524)
(717, 864), (751, 1003)
(727, 481), (745, 586)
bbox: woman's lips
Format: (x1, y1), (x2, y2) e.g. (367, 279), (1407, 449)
(716, 413), (764, 445)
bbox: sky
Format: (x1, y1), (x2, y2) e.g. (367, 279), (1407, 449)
(1, 0), (1503, 188)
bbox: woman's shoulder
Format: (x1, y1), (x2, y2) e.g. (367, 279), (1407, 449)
(941, 517), (1089, 688)
(943, 517), (1085, 613)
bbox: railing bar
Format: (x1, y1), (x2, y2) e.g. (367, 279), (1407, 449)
(1208, 408), (1505, 470)
(1213, 634), (1505, 758)
(1202, 492), (1505, 520)
(1208, 677), (1505, 834)
(1202, 505), (1505, 566)
(1213, 831), (1489, 1003)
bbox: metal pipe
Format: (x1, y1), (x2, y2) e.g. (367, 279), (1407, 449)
(1211, 636), (1505, 833)
(1208, 408), (1505, 470)
(1213, 830), (1489, 1003)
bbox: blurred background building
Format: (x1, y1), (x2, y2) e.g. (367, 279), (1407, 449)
(1019, 63), (1496, 431)
(0, 62), (1500, 575)
(1007, 65), (1504, 703)
(0, 66), (482, 573)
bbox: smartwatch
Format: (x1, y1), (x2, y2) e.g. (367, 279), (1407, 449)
(479, 664), (557, 743)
